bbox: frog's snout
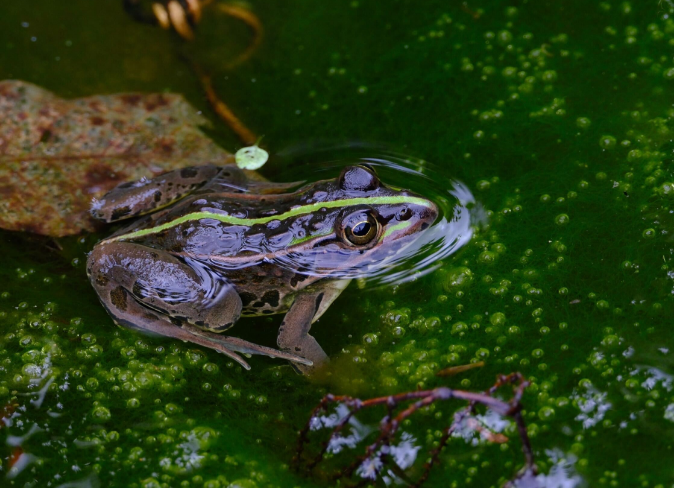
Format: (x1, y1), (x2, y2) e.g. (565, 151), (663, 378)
(385, 196), (439, 241)
(407, 198), (439, 234)
(423, 200), (440, 230)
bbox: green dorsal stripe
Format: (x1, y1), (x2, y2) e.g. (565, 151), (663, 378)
(103, 196), (433, 243)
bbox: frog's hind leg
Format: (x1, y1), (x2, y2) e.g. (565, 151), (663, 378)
(101, 287), (253, 370)
(87, 242), (311, 368)
(91, 165), (221, 223)
(88, 242), (243, 329)
(99, 293), (310, 370)
(181, 323), (312, 366)
(277, 280), (351, 375)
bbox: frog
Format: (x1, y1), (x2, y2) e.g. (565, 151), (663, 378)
(86, 163), (438, 373)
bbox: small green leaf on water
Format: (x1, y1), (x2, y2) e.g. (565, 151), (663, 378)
(235, 140), (269, 170)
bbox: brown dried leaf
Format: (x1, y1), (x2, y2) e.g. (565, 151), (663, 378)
(0, 80), (233, 237)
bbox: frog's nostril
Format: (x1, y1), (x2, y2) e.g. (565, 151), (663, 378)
(421, 223), (429, 230)
(396, 207), (413, 221)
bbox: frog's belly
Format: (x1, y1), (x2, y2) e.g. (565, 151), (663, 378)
(240, 305), (288, 317)
(223, 262), (319, 317)
(238, 285), (292, 317)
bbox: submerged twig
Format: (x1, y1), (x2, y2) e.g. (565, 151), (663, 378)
(192, 62), (258, 145)
(126, 0), (262, 144)
(436, 360), (485, 376)
(189, 1), (262, 144)
(294, 373), (535, 487)
(214, 2), (264, 69)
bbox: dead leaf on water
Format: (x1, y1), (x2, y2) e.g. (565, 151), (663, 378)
(0, 80), (234, 237)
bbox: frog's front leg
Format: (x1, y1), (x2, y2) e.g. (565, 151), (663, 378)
(277, 280), (350, 375)
(87, 242), (311, 369)
(91, 165), (220, 223)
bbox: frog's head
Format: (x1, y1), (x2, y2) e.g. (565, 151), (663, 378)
(334, 165), (437, 247)
(286, 165), (439, 277)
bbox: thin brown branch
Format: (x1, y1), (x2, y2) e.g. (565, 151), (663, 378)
(295, 373), (536, 487)
(193, 63), (258, 145)
(436, 360), (485, 376)
(216, 3), (263, 69)
(413, 407), (469, 488)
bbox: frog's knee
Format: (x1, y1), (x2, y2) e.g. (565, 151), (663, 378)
(86, 247), (101, 276)
(187, 300), (239, 332)
(200, 287), (242, 331)
(201, 305), (240, 332)
(86, 247), (112, 287)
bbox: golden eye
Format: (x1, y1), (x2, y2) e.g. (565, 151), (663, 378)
(345, 213), (379, 245)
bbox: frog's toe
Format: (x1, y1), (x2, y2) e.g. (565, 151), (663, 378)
(183, 323), (313, 366)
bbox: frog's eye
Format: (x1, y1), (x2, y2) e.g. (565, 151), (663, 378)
(358, 163), (377, 175)
(344, 211), (379, 246)
(338, 165), (380, 192)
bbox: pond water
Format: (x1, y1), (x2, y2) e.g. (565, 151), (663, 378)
(2, 0), (674, 486)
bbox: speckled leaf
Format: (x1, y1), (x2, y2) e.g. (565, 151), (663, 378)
(0, 80), (233, 237)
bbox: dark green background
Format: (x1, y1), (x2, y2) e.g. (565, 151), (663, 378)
(2, 1), (674, 487)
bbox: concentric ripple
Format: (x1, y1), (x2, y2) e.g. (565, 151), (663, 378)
(268, 145), (480, 286)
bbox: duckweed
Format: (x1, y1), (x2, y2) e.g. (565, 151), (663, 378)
(89, 405), (112, 422)
(2, 0), (674, 486)
(478, 251), (497, 264)
(554, 214), (570, 226)
(599, 135), (617, 150)
(442, 266), (474, 292)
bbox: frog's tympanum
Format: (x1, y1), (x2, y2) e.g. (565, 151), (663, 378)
(87, 164), (438, 373)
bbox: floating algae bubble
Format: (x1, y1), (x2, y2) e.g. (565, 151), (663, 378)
(269, 142), (481, 286)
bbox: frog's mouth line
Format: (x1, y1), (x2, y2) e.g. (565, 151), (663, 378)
(100, 196), (436, 244)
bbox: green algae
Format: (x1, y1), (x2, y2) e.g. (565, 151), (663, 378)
(3, 0), (674, 487)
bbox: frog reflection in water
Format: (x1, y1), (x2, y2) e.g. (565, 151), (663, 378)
(87, 165), (438, 373)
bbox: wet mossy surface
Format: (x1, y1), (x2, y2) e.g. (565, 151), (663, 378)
(3, 0), (674, 486)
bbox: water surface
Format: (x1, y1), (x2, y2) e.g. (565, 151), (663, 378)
(1, 1), (674, 487)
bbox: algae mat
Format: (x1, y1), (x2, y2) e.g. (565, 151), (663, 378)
(1, 0), (674, 487)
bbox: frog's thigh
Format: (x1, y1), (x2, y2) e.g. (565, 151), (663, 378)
(87, 242), (241, 331)
(92, 165), (220, 223)
(277, 280), (350, 374)
(94, 276), (257, 368)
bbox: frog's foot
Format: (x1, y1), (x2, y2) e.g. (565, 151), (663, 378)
(182, 323), (313, 366)
(277, 281), (350, 375)
(278, 292), (330, 375)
